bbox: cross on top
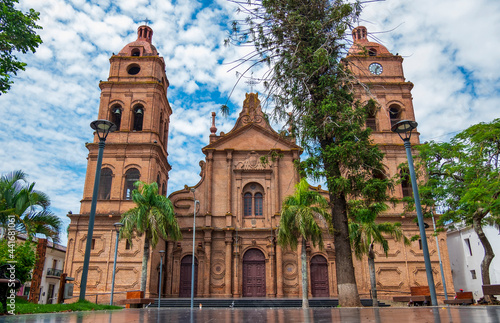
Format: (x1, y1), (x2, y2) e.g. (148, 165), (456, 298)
(143, 18), (151, 25)
(245, 72), (258, 93)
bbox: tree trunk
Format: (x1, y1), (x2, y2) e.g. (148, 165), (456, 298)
(141, 238), (150, 293)
(472, 212), (495, 302)
(301, 238), (309, 309)
(330, 191), (362, 307)
(368, 243), (378, 307)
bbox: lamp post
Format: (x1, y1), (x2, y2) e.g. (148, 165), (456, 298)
(391, 120), (438, 306)
(110, 222), (123, 305)
(80, 119), (117, 301)
(432, 213), (448, 300)
(158, 250), (165, 309)
(190, 188), (198, 310)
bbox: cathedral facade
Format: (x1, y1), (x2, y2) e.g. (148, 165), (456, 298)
(64, 25), (453, 303)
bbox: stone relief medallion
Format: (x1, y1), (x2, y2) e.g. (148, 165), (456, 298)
(283, 261), (297, 279)
(211, 260), (226, 286)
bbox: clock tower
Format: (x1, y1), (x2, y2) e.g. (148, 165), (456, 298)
(345, 26), (453, 296)
(65, 25), (172, 302)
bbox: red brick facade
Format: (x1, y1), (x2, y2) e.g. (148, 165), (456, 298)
(64, 25), (453, 304)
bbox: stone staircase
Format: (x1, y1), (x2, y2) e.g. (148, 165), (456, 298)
(152, 298), (389, 308)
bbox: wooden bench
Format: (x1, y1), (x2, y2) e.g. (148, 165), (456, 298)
(117, 291), (154, 308)
(482, 284), (500, 303)
(393, 286), (431, 306)
(443, 291), (474, 305)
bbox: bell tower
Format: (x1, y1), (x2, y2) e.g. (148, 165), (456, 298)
(65, 25), (172, 301)
(346, 27), (453, 297)
(346, 25), (419, 202)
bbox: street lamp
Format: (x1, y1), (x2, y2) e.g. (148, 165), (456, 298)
(190, 188), (199, 310)
(80, 119), (117, 301)
(110, 222), (123, 305)
(158, 250), (165, 309)
(391, 120), (438, 306)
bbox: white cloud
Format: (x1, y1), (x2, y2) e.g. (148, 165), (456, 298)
(2, 0), (499, 246)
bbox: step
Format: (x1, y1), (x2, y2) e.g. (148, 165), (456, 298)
(151, 298), (389, 308)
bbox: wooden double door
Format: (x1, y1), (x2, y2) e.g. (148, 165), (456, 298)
(310, 255), (329, 297)
(179, 255), (198, 297)
(242, 249), (266, 297)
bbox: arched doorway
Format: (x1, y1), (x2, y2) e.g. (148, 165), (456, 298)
(242, 249), (266, 297)
(179, 255), (198, 297)
(310, 255), (329, 297)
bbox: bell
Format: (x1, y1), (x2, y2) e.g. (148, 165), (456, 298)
(136, 108), (143, 115)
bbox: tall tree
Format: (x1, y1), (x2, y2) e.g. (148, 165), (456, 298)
(348, 200), (408, 307)
(0, 170), (62, 243)
(277, 178), (330, 309)
(120, 181), (182, 293)
(415, 118), (500, 301)
(226, 0), (391, 306)
(0, 0), (42, 94)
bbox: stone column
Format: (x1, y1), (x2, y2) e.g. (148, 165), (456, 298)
(276, 244), (284, 297)
(165, 241), (173, 295)
(204, 230), (212, 296)
(225, 231), (233, 296)
(226, 149), (233, 227)
(272, 149), (280, 214)
(267, 236), (276, 297)
(232, 234), (241, 297)
(206, 149), (214, 214)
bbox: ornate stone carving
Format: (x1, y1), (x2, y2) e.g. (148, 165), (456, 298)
(235, 151), (272, 170)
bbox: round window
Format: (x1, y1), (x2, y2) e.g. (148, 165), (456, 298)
(127, 64), (141, 75)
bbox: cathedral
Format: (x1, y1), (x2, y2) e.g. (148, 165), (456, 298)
(64, 25), (453, 303)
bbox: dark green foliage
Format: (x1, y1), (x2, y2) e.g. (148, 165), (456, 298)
(0, 239), (36, 284)
(0, 0), (42, 94)
(414, 118), (500, 287)
(277, 178), (330, 250)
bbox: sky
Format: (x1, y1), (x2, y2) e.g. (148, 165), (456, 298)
(1, 0), (499, 246)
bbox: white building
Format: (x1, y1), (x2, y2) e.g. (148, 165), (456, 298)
(19, 239), (67, 304)
(447, 224), (500, 299)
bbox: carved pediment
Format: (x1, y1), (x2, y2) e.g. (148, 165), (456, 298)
(235, 151), (272, 170)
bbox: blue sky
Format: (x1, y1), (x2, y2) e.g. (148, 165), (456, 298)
(1, 0), (500, 246)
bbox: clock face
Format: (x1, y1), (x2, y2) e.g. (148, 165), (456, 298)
(369, 63), (383, 75)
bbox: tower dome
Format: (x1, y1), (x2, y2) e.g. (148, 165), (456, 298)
(348, 26), (391, 56)
(118, 25), (158, 56)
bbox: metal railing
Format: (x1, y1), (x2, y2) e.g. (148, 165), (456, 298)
(46, 268), (63, 277)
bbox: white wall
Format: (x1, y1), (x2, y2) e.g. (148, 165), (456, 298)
(447, 225), (500, 299)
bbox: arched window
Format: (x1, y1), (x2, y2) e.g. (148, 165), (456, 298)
(242, 183), (264, 217)
(244, 193), (252, 217)
(124, 168), (140, 200)
(133, 105), (144, 131)
(162, 182), (167, 196)
(98, 167), (113, 200)
(389, 104), (401, 127)
(111, 105), (122, 131)
(400, 168), (412, 198)
(156, 174), (161, 189)
(131, 48), (140, 56)
(368, 48), (377, 56)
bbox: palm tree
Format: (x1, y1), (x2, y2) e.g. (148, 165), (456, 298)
(0, 170), (62, 242)
(348, 201), (409, 307)
(120, 181), (182, 293)
(277, 178), (330, 309)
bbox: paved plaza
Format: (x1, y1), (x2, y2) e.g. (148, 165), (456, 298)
(1, 306), (500, 323)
